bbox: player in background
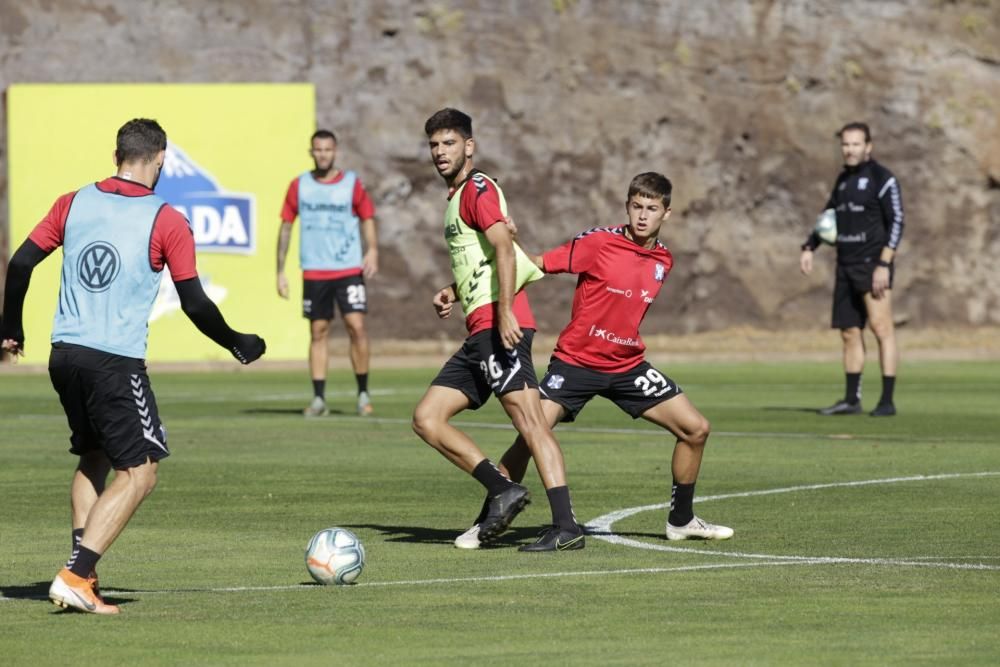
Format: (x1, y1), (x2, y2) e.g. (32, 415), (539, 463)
(450, 172), (733, 549)
(276, 130), (379, 417)
(412, 108), (584, 552)
(800, 122), (904, 417)
(0, 118), (266, 614)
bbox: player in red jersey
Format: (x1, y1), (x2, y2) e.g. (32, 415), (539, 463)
(276, 130), (379, 417)
(450, 172), (733, 549)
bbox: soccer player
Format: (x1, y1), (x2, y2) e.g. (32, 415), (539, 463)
(276, 130), (379, 417)
(0, 118), (266, 614)
(452, 172), (734, 549)
(412, 108), (584, 552)
(800, 122), (904, 417)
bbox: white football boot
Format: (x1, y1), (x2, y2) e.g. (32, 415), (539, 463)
(666, 516), (734, 541)
(357, 391), (373, 416)
(454, 524), (481, 550)
(303, 396), (329, 417)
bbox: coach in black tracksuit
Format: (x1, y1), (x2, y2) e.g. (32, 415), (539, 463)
(800, 122), (904, 417)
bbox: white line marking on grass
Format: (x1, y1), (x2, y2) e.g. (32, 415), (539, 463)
(0, 560), (821, 601)
(586, 471), (1000, 571)
(354, 561), (817, 585)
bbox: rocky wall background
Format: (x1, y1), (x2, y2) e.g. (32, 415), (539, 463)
(2, 0), (998, 340)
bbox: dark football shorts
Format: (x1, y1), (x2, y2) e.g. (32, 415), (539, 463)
(302, 275), (367, 321)
(431, 328), (539, 409)
(538, 356), (683, 422)
(832, 260), (895, 330)
(48, 342), (169, 470)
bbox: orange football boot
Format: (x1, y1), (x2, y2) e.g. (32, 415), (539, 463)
(49, 568), (120, 615)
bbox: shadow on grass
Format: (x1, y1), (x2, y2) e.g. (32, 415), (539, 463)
(348, 524), (666, 548)
(585, 529), (668, 540)
(761, 406), (824, 414)
(0, 581), (51, 601)
(0, 581), (137, 609)
(348, 523), (547, 548)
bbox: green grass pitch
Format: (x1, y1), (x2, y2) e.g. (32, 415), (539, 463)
(1, 360), (998, 665)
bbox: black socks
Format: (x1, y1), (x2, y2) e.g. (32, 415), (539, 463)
(879, 375), (896, 405)
(472, 459), (513, 496)
(845, 373), (862, 405)
(669, 482), (695, 527)
(312, 379), (326, 400)
(67, 545), (101, 578)
(546, 486), (579, 532)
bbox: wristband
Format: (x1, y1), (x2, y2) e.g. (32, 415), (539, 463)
(876, 259), (891, 268)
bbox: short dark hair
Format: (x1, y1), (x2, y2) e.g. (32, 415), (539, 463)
(311, 129), (337, 144)
(837, 122), (871, 142)
(115, 118), (166, 165)
(627, 172), (672, 207)
(424, 108), (473, 139)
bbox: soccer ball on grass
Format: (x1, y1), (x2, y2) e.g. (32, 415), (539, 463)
(814, 208), (838, 245)
(305, 527), (365, 585)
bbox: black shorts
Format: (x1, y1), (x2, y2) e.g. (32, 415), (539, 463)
(431, 329), (539, 409)
(302, 275), (367, 321)
(48, 343), (169, 470)
(832, 260), (895, 329)
(539, 357), (683, 422)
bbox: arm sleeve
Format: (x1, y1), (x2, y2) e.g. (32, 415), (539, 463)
(1, 239), (51, 345)
(662, 250), (675, 279)
(175, 278), (265, 364)
(543, 230), (602, 274)
(280, 178), (300, 223)
(878, 175), (904, 250)
(542, 238), (574, 274)
(353, 178), (376, 219)
(174, 278), (238, 349)
(823, 180), (838, 212)
(28, 191), (76, 252)
(152, 206), (198, 279)
(459, 177), (504, 232)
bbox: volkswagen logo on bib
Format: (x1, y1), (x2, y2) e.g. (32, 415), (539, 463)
(78, 241), (121, 292)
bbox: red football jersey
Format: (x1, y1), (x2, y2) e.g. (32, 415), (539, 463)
(543, 226), (673, 372)
(29, 177), (197, 281)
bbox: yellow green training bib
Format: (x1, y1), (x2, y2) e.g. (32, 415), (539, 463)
(444, 172), (543, 313)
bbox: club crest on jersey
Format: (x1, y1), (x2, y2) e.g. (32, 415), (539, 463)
(78, 241), (121, 292)
(654, 263), (665, 282)
(546, 374), (565, 390)
(857, 177), (869, 190)
(155, 143), (256, 254)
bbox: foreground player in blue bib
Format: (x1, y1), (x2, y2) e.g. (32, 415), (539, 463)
(1, 119), (266, 614)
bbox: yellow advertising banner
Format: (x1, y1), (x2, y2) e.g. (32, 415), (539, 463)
(7, 83), (315, 363)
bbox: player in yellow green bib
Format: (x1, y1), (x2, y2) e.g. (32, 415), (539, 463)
(411, 108), (584, 552)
